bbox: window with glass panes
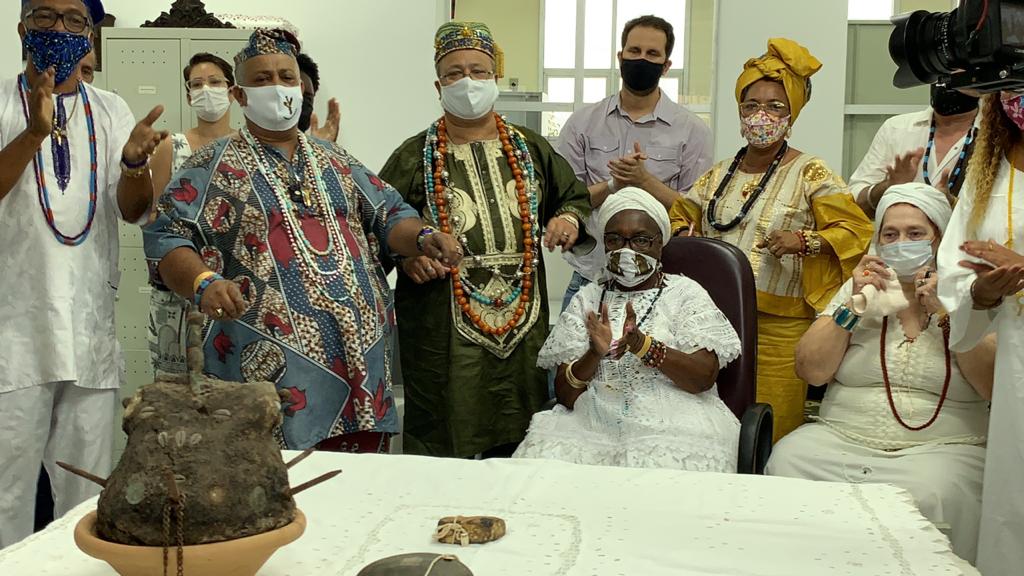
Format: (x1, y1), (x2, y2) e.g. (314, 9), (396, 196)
(537, 0), (689, 138)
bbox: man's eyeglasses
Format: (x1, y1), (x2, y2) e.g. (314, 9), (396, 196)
(185, 77), (231, 91)
(440, 69), (495, 84)
(739, 100), (790, 118)
(25, 8), (91, 34)
(604, 233), (660, 251)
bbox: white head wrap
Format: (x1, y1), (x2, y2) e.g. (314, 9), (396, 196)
(873, 182), (953, 247)
(596, 186), (671, 245)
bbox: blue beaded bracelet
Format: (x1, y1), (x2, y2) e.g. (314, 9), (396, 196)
(832, 304), (860, 332)
(193, 273), (225, 306)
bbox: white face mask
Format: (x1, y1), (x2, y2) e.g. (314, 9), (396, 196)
(190, 86), (231, 122)
(878, 239), (935, 281)
(606, 248), (660, 288)
(240, 84), (303, 131)
(440, 77), (499, 120)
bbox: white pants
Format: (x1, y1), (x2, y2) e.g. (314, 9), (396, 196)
(0, 383), (117, 549)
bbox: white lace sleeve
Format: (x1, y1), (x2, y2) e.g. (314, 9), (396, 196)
(659, 275), (741, 368)
(822, 279), (854, 318)
(536, 283), (600, 369)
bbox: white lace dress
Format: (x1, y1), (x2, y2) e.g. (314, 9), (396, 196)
(513, 274), (742, 472)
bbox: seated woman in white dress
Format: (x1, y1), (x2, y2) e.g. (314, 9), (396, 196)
(513, 187), (742, 472)
(767, 183), (995, 563)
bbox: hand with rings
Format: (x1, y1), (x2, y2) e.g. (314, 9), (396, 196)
(756, 230), (802, 258)
(914, 268), (942, 315)
(200, 279), (248, 321)
(543, 214), (579, 252)
(851, 255), (892, 295)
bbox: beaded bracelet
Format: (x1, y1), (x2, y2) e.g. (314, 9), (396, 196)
(193, 272), (225, 306)
(416, 226), (437, 253)
(640, 338), (667, 369)
(795, 230), (808, 255)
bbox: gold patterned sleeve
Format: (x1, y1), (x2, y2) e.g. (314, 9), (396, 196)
(800, 159), (874, 313)
(669, 169), (712, 235)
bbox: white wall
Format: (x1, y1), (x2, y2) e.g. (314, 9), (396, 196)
(1, 0), (450, 170)
(712, 0), (848, 170)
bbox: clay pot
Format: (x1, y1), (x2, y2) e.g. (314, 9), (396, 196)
(74, 509), (306, 576)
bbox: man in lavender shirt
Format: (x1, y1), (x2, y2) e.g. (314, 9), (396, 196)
(557, 15), (712, 309)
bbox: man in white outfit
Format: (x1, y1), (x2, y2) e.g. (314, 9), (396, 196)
(0, 0), (168, 548)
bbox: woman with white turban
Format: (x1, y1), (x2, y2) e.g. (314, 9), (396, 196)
(513, 187), (742, 472)
(767, 183), (996, 563)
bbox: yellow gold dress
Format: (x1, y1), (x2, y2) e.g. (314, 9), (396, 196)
(669, 153), (872, 441)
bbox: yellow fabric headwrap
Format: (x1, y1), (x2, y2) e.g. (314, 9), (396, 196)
(735, 38), (822, 124)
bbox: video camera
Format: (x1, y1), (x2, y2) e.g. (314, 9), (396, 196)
(889, 0), (1024, 92)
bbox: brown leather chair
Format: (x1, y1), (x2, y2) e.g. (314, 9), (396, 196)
(660, 236), (773, 474)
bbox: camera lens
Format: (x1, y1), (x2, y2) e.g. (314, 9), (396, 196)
(890, 9), (963, 88)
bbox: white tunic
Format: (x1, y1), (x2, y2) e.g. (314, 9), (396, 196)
(938, 159), (1024, 576)
(0, 77), (134, 393)
(514, 274), (742, 472)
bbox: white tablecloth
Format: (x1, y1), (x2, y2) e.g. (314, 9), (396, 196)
(0, 452), (980, 576)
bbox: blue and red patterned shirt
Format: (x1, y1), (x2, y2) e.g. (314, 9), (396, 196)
(144, 132), (417, 449)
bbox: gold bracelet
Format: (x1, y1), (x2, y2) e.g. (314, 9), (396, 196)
(120, 158), (151, 179)
(804, 231), (822, 257)
(565, 360), (589, 389)
(632, 335), (653, 359)
(192, 271), (217, 295)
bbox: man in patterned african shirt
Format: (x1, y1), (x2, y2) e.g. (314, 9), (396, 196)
(380, 22), (591, 458)
(144, 29), (461, 452)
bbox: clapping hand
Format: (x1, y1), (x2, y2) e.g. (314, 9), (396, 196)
(884, 148), (925, 187)
(958, 239), (1024, 306)
(913, 268), (942, 315)
(26, 67), (55, 139)
(310, 98), (341, 142)
(586, 304), (613, 357)
(608, 142), (652, 189)
(122, 106), (169, 165)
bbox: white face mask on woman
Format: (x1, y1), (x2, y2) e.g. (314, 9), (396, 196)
(440, 77), (499, 120)
(240, 84), (303, 131)
(606, 248), (660, 287)
(878, 239), (934, 281)
(190, 86), (231, 122)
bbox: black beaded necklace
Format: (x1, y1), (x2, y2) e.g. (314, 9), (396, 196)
(706, 142), (789, 232)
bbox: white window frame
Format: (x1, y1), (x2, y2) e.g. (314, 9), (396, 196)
(495, 0), (710, 133)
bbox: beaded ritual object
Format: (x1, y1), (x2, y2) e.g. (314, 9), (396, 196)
(423, 113), (539, 336)
(17, 73), (97, 246)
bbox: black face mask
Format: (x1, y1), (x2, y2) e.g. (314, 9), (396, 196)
(620, 58), (664, 95)
(298, 94), (315, 132)
(931, 84), (979, 116)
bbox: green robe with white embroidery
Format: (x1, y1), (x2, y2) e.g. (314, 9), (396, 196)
(380, 123), (591, 458)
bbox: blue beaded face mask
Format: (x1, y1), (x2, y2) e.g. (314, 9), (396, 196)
(23, 30), (92, 85)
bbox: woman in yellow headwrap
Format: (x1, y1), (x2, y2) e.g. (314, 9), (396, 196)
(668, 38), (872, 442)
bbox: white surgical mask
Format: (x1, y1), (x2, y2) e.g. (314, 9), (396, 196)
(190, 86), (231, 122)
(878, 239), (934, 280)
(606, 248), (660, 288)
(240, 84), (303, 131)
(440, 77), (499, 120)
